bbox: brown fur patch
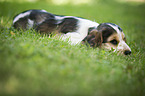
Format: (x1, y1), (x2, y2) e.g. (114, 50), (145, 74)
(121, 32), (127, 42)
(82, 29), (103, 47)
(107, 33), (119, 43)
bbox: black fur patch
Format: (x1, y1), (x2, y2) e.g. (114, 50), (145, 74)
(13, 16), (28, 30)
(35, 18), (57, 34)
(29, 10), (55, 24)
(97, 23), (117, 43)
(35, 17), (78, 34)
(88, 27), (96, 35)
(58, 18), (78, 34)
(118, 26), (123, 32)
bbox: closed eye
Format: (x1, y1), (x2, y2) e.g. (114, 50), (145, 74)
(110, 39), (118, 45)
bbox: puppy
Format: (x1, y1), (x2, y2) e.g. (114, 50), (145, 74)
(13, 9), (131, 55)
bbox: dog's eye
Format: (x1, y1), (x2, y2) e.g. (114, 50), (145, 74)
(110, 39), (118, 45)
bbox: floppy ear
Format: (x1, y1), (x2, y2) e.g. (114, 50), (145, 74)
(82, 29), (103, 47)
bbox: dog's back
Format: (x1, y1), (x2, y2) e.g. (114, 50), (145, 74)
(13, 10), (80, 34)
(13, 10), (56, 32)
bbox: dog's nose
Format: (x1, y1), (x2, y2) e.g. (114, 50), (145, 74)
(124, 50), (131, 55)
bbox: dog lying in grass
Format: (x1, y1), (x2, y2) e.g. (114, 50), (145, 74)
(13, 9), (131, 55)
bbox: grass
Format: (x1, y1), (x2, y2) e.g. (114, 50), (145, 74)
(0, 0), (145, 96)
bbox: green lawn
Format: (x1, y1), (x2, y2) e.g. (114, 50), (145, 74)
(0, 0), (145, 96)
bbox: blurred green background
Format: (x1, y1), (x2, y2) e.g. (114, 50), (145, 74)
(0, 0), (145, 96)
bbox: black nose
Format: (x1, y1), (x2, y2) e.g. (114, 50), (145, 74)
(124, 50), (131, 55)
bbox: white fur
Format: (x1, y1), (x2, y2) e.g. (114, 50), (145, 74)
(27, 19), (34, 29)
(55, 16), (76, 24)
(55, 16), (75, 20)
(108, 24), (120, 34)
(13, 10), (32, 24)
(42, 10), (47, 12)
(60, 17), (99, 44)
(117, 41), (131, 52)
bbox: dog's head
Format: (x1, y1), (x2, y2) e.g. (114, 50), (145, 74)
(82, 23), (131, 55)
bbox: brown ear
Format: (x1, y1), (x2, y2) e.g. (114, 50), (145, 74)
(82, 29), (103, 47)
